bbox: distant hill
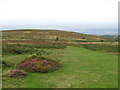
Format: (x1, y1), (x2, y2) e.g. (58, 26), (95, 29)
(2, 29), (117, 42)
(100, 35), (119, 38)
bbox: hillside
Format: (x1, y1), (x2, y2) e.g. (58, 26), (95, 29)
(2, 29), (116, 42)
(2, 29), (118, 88)
(100, 35), (120, 39)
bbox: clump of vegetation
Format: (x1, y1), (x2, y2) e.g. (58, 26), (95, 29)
(36, 49), (49, 56)
(1, 60), (14, 68)
(2, 43), (66, 55)
(74, 44), (119, 53)
(2, 44), (50, 55)
(9, 69), (28, 78)
(2, 70), (11, 77)
(2, 44), (35, 55)
(23, 44), (67, 49)
(17, 55), (62, 73)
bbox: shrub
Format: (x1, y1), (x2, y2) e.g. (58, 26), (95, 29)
(17, 56), (63, 73)
(9, 69), (27, 78)
(2, 44), (35, 55)
(36, 50), (48, 55)
(2, 44), (52, 55)
(100, 39), (104, 42)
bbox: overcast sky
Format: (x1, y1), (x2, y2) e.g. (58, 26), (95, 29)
(0, 0), (119, 34)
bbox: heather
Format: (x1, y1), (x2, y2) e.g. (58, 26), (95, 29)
(17, 55), (63, 73)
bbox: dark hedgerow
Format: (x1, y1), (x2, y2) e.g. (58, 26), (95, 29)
(17, 55), (63, 73)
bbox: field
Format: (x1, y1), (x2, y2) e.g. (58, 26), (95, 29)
(2, 29), (119, 88)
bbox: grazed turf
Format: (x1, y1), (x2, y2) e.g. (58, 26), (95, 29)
(2, 46), (118, 88)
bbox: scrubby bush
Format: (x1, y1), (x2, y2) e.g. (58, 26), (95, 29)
(2, 43), (65, 55)
(36, 50), (48, 55)
(2, 44), (35, 55)
(2, 44), (48, 55)
(17, 55), (62, 73)
(9, 69), (27, 78)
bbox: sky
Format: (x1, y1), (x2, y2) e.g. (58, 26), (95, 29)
(0, 0), (119, 35)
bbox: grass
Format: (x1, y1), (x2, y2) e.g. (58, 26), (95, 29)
(73, 44), (119, 53)
(2, 46), (118, 88)
(2, 29), (116, 41)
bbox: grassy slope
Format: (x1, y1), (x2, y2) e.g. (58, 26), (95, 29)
(2, 29), (116, 41)
(3, 46), (118, 88)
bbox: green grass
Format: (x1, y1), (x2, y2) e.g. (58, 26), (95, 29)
(74, 44), (119, 53)
(2, 46), (118, 88)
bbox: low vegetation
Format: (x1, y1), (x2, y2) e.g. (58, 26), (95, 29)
(2, 29), (118, 88)
(9, 69), (28, 78)
(2, 43), (66, 55)
(1, 60), (14, 68)
(73, 44), (119, 53)
(17, 55), (62, 73)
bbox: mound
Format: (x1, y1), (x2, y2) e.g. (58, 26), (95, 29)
(17, 55), (63, 73)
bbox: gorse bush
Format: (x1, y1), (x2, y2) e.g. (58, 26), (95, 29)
(17, 55), (62, 73)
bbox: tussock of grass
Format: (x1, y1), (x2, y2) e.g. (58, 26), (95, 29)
(1, 60), (14, 67)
